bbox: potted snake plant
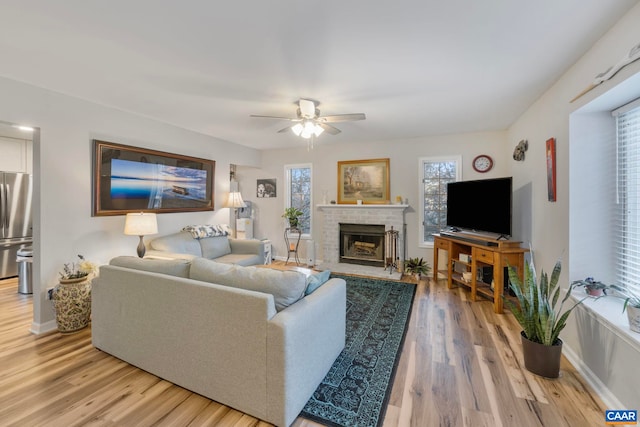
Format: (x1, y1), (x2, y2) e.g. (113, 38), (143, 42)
(505, 259), (585, 378)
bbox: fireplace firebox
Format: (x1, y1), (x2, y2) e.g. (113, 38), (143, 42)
(339, 223), (385, 266)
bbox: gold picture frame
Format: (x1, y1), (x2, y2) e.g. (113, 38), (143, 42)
(337, 158), (390, 204)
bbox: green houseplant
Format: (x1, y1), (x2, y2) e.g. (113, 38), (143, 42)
(571, 277), (609, 297)
(282, 207), (304, 228)
(404, 257), (431, 279)
(504, 259), (584, 378)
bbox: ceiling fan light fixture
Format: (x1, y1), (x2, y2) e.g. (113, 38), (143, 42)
(301, 121), (316, 139)
(291, 123), (304, 136)
(314, 124), (324, 137)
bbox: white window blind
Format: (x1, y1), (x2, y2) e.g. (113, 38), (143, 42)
(615, 100), (640, 296)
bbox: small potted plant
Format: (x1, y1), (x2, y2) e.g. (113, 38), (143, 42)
(404, 257), (431, 280)
(571, 277), (609, 297)
(282, 207), (304, 228)
(609, 284), (640, 333)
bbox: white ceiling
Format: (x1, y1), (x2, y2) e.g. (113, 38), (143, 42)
(0, 1), (637, 150)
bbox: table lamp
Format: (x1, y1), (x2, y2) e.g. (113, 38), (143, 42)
(124, 212), (158, 258)
(225, 192), (247, 238)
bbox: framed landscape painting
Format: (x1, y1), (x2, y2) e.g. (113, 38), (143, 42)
(337, 158), (390, 204)
(93, 140), (215, 216)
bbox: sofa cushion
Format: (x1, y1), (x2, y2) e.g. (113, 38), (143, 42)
(148, 232), (202, 257)
(305, 270), (331, 295)
(109, 256), (191, 277)
(200, 236), (232, 260)
(214, 253), (263, 266)
(190, 258), (306, 311)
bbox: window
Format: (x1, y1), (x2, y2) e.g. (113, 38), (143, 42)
(419, 156), (461, 246)
(285, 163), (312, 236)
(615, 100), (640, 296)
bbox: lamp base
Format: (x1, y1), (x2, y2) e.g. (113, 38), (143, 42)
(137, 235), (146, 258)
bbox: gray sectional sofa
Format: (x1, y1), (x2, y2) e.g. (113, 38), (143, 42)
(91, 256), (346, 427)
(145, 230), (265, 266)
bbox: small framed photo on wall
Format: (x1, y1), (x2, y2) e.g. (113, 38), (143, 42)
(257, 179), (276, 198)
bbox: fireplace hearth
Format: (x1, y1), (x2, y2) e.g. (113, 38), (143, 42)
(340, 223), (385, 266)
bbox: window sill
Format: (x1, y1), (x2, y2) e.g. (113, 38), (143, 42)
(569, 293), (640, 353)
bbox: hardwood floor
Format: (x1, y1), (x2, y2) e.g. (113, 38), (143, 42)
(0, 271), (607, 426)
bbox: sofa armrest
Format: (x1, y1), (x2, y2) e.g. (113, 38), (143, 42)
(266, 278), (346, 427)
(229, 238), (264, 255)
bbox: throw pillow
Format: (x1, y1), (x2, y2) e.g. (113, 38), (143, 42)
(305, 270), (331, 295)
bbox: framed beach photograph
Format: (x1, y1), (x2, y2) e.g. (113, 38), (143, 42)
(93, 140), (215, 216)
(337, 158), (390, 204)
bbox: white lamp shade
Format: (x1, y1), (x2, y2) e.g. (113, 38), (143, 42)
(124, 212), (158, 236)
(226, 192), (247, 208)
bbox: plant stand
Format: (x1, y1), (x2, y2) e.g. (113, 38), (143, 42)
(52, 276), (92, 333)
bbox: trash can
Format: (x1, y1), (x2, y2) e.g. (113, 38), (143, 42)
(17, 246), (33, 294)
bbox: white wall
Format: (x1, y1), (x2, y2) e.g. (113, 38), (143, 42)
(237, 130), (509, 264)
(0, 76), (260, 332)
(507, 2), (640, 408)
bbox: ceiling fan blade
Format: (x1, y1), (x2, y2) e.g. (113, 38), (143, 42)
(250, 114), (303, 122)
(319, 113), (366, 123)
(318, 122), (341, 135)
(298, 99), (317, 118)
(277, 125), (294, 133)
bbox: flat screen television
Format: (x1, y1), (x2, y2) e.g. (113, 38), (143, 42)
(446, 177), (512, 237)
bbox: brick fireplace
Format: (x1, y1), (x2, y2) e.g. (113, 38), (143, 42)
(318, 204), (408, 266)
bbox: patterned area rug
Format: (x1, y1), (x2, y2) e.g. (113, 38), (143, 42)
(300, 274), (416, 427)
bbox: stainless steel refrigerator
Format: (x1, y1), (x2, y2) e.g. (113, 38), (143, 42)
(0, 172), (33, 279)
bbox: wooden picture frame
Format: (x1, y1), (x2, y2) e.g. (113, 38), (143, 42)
(337, 158), (390, 204)
(546, 137), (557, 202)
(93, 140), (215, 216)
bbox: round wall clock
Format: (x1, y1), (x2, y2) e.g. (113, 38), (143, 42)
(472, 154), (493, 173)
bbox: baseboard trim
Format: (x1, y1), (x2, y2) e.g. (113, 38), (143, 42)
(563, 343), (624, 409)
(30, 319), (57, 335)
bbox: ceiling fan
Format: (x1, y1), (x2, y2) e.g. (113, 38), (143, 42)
(250, 98), (366, 139)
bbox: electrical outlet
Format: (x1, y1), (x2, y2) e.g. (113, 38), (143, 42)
(46, 288), (54, 300)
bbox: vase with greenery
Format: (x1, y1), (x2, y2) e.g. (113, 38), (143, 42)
(282, 207), (304, 228)
(52, 255), (97, 333)
(571, 277), (609, 297)
(404, 257), (431, 279)
(504, 259), (584, 378)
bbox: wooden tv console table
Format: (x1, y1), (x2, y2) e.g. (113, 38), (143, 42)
(433, 233), (528, 314)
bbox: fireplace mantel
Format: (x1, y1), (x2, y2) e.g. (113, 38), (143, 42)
(317, 204), (409, 211)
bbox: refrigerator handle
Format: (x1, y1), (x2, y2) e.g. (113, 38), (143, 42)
(0, 183), (4, 234)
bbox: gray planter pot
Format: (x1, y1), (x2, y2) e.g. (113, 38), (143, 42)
(627, 305), (640, 333)
(520, 331), (563, 378)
